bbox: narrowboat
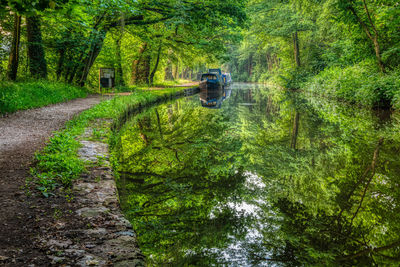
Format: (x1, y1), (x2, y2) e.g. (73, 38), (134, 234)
(208, 68), (222, 76)
(199, 73), (224, 91)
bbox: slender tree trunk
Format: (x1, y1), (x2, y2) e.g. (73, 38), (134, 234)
(347, 3), (385, 73)
(66, 54), (81, 84)
(293, 31), (301, 68)
(248, 55), (253, 77)
(291, 112), (300, 149)
(56, 48), (65, 81)
(372, 37), (385, 73)
(56, 30), (73, 81)
(7, 14), (21, 81)
(164, 60), (174, 81)
(78, 30), (106, 86)
(173, 64), (178, 80)
(115, 36), (125, 86)
(115, 14), (125, 86)
(137, 119), (149, 145)
(26, 15), (47, 79)
(149, 44), (162, 86)
(155, 108), (164, 141)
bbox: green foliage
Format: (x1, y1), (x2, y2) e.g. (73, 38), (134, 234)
(0, 80), (88, 114)
(306, 60), (400, 107)
(224, 0), (400, 107)
(1, 0), (69, 14)
(33, 132), (84, 196)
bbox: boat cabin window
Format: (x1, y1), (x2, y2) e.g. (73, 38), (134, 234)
(201, 74), (217, 81)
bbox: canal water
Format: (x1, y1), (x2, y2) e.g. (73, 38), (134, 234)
(115, 83), (400, 266)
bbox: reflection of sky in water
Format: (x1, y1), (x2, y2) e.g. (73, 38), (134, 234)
(209, 172), (275, 266)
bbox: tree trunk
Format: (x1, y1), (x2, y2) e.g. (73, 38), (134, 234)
(55, 30), (72, 81)
(293, 31), (301, 68)
(248, 55), (253, 77)
(65, 54), (81, 84)
(373, 37), (385, 73)
(26, 15), (47, 79)
(115, 36), (125, 86)
(78, 30), (107, 86)
(131, 43), (151, 84)
(132, 44), (146, 84)
(7, 14), (21, 81)
(55, 49), (65, 81)
(347, 3), (385, 73)
(149, 44), (162, 85)
(291, 112), (300, 149)
(155, 108), (164, 141)
(164, 60), (174, 81)
(173, 64), (179, 80)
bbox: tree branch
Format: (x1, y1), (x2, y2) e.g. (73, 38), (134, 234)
(361, 0), (379, 37)
(350, 138), (383, 225)
(347, 5), (373, 41)
(337, 239), (400, 261)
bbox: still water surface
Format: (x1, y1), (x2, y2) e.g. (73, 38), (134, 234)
(116, 83), (400, 266)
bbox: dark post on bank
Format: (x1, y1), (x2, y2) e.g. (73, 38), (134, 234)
(99, 68), (115, 92)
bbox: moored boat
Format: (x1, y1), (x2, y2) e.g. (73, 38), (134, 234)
(199, 73), (224, 91)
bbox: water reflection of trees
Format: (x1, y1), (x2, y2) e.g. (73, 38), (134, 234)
(116, 85), (400, 266)
(239, 89), (400, 266)
(115, 98), (248, 265)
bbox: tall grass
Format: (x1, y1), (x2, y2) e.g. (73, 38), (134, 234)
(0, 80), (88, 114)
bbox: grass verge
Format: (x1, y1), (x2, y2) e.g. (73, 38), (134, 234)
(30, 87), (194, 197)
(0, 80), (89, 114)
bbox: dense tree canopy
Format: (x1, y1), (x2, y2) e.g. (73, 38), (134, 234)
(0, 0), (246, 85)
(2, 0), (399, 107)
(225, 0), (400, 107)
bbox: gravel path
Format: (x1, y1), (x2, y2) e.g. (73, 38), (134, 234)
(0, 95), (104, 265)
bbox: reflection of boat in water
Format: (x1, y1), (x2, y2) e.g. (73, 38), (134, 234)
(199, 73), (224, 109)
(199, 81), (232, 109)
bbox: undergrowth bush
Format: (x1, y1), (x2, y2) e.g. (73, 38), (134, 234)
(305, 60), (400, 108)
(32, 133), (84, 197)
(0, 80), (88, 114)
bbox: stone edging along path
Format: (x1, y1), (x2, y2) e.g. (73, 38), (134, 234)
(0, 95), (107, 266)
(37, 87), (201, 266)
(0, 87), (198, 266)
(36, 125), (147, 266)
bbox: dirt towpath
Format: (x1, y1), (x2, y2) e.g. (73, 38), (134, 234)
(0, 95), (103, 265)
